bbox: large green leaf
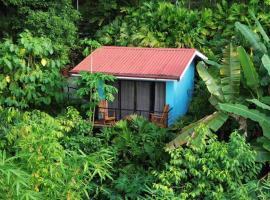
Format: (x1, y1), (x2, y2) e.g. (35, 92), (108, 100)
(235, 22), (267, 54)
(261, 54), (270, 76)
(166, 112), (228, 150)
(204, 59), (222, 69)
(220, 44), (241, 102)
(219, 103), (270, 139)
(252, 143), (270, 162)
(247, 99), (270, 111)
(250, 11), (270, 44)
(196, 61), (224, 102)
(237, 46), (260, 92)
(261, 96), (270, 105)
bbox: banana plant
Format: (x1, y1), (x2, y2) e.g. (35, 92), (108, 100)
(219, 101), (270, 162)
(168, 12), (270, 162)
(167, 44), (243, 150)
(212, 14), (270, 161)
(167, 41), (268, 150)
(235, 12), (270, 88)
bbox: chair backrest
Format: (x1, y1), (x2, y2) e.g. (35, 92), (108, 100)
(162, 104), (169, 116)
(161, 104), (169, 123)
(99, 100), (109, 119)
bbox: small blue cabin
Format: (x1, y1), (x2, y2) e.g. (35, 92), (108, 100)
(70, 46), (206, 126)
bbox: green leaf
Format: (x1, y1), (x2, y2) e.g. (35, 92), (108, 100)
(252, 143), (270, 162)
(247, 99), (270, 111)
(220, 44), (241, 102)
(197, 61), (224, 102)
(166, 112), (228, 150)
(235, 22), (267, 54)
(261, 54), (270, 76)
(250, 11), (270, 44)
(219, 103), (270, 139)
(237, 46), (260, 92)
(204, 59), (222, 69)
(3, 58), (12, 70)
(261, 96), (270, 105)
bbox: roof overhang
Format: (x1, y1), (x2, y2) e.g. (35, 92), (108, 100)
(70, 73), (175, 82)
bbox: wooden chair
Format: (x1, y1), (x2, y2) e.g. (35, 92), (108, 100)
(150, 105), (169, 128)
(98, 100), (116, 125)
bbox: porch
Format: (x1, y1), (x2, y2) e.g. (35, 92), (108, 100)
(94, 104), (172, 128)
(95, 79), (172, 127)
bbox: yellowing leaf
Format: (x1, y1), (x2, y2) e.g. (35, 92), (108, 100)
(41, 58), (47, 66)
(5, 76), (10, 83)
(19, 48), (26, 56)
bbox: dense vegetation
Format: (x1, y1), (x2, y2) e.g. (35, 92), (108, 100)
(1, 0), (270, 199)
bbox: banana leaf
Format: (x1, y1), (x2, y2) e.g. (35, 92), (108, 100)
(250, 11), (270, 44)
(208, 95), (219, 108)
(261, 96), (270, 105)
(247, 99), (270, 111)
(204, 59), (222, 69)
(219, 103), (270, 139)
(220, 44), (241, 102)
(252, 143), (270, 162)
(261, 54), (270, 76)
(166, 112), (228, 150)
(196, 61), (224, 102)
(235, 22), (267, 54)
(237, 46), (260, 93)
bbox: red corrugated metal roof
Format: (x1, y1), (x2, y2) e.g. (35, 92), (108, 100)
(70, 46), (205, 80)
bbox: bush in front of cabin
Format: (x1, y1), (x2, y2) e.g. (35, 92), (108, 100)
(147, 124), (262, 200)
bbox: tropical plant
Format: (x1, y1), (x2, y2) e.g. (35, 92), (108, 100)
(235, 11), (270, 88)
(76, 72), (118, 133)
(148, 124), (261, 200)
(168, 42), (270, 162)
(0, 151), (41, 199)
(57, 106), (102, 154)
(80, 39), (101, 57)
(94, 115), (171, 199)
(0, 0), (79, 48)
(0, 31), (68, 109)
(0, 106), (114, 199)
(100, 115), (170, 168)
(96, 1), (270, 60)
(167, 12), (270, 150)
(167, 44), (242, 149)
(215, 14), (270, 161)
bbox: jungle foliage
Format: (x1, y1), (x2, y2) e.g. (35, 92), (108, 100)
(96, 1), (270, 59)
(0, 31), (67, 109)
(168, 13), (270, 164)
(1, 0), (270, 199)
(148, 125), (262, 200)
(1, 107), (268, 199)
(0, 0), (79, 47)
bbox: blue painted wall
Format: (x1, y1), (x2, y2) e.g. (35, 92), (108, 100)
(166, 61), (195, 125)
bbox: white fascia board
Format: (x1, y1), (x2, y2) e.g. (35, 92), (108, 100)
(195, 50), (208, 60)
(70, 73), (175, 82)
(116, 76), (175, 82)
(179, 51), (207, 81)
(70, 73), (81, 77)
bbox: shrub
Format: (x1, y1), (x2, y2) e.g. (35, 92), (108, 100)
(0, 107), (114, 199)
(148, 124), (261, 199)
(0, 31), (67, 109)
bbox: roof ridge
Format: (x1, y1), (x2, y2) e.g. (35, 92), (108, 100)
(102, 46), (196, 51)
